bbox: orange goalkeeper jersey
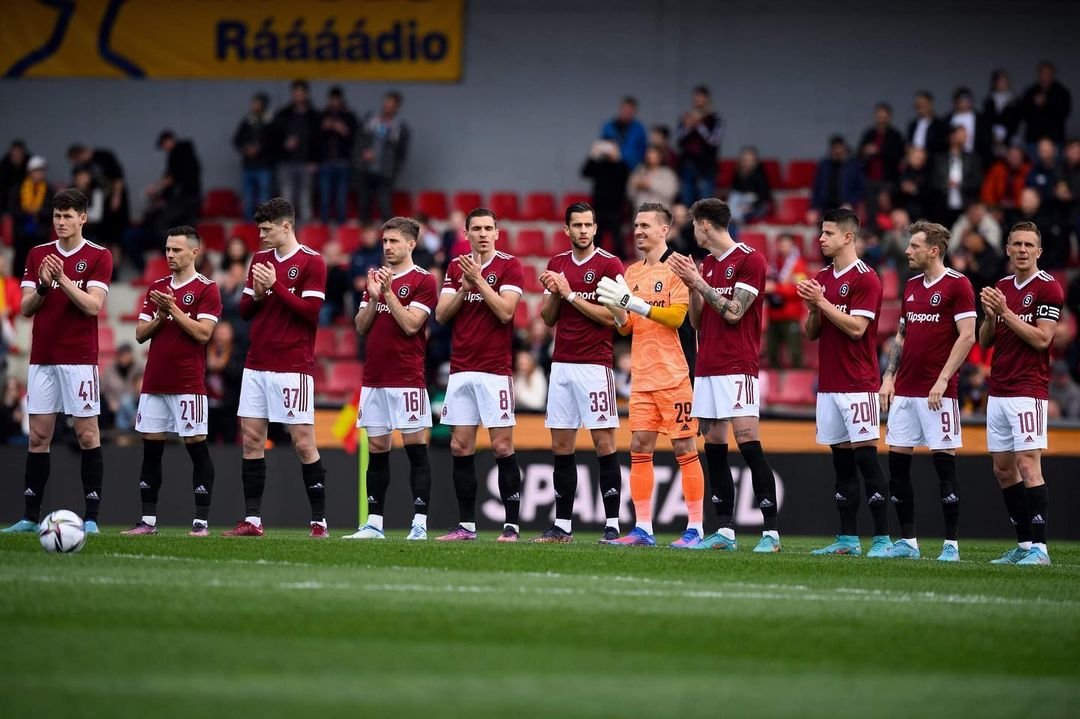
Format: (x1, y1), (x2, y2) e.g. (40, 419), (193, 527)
(621, 254), (690, 392)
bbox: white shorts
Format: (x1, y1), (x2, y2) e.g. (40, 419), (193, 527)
(26, 364), (100, 417)
(136, 394), (209, 437)
(545, 362), (620, 430)
(238, 369), (315, 425)
(692, 374), (760, 419)
(357, 386), (432, 437)
(816, 391), (881, 445)
(441, 372), (516, 428)
(986, 396), (1049, 453)
(885, 396), (962, 451)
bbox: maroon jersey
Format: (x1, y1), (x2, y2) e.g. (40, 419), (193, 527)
(815, 259), (882, 393)
(138, 274), (222, 395)
(360, 266), (438, 388)
(894, 269), (976, 398)
(987, 271), (1063, 399)
(442, 251), (524, 375)
(243, 245), (326, 374)
(695, 243), (767, 377)
(21, 239), (112, 365)
(545, 248), (622, 365)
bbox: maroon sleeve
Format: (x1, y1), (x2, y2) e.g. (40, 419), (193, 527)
(412, 274), (438, 314)
(499, 257), (525, 294)
(87, 250), (112, 294)
(953, 277), (976, 320)
(198, 282), (224, 322)
(849, 270), (882, 319)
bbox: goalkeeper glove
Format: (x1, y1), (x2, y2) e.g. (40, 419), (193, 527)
(597, 276), (651, 317)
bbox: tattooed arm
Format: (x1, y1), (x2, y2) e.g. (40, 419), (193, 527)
(695, 280), (758, 325)
(879, 317), (906, 412)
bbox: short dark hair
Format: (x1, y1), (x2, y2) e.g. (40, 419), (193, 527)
(915, 90), (933, 102)
(253, 91), (269, 107)
(386, 90), (403, 105)
(167, 225), (200, 243)
(650, 124), (671, 140)
(689, 198), (731, 230)
(329, 85), (344, 99)
(382, 216), (420, 242)
(466, 207), (497, 229)
(621, 96), (638, 108)
(693, 84), (710, 97)
(66, 143), (87, 160)
(291, 78), (309, 92)
(52, 188), (88, 213)
(1010, 220), (1042, 246)
(874, 102), (892, 114)
(823, 207), (861, 235)
(908, 220), (950, 256)
(564, 202), (595, 226)
(953, 86), (973, 102)
(828, 134), (847, 147)
(156, 129), (175, 148)
(637, 202), (672, 225)
(254, 197), (295, 225)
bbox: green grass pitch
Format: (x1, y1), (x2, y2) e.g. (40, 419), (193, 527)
(2, 530), (1078, 718)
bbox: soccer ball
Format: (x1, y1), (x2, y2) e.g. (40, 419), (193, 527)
(38, 510), (87, 554)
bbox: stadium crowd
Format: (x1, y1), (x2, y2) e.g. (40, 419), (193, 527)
(1, 61), (1079, 448)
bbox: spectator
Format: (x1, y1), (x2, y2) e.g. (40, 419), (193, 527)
(0, 252), (19, 380)
(984, 69), (1020, 157)
(1018, 60), (1072, 147)
(349, 223), (384, 317)
(981, 144), (1031, 213)
(355, 90), (409, 223)
(1012, 187), (1069, 269)
(0, 376), (27, 445)
(727, 146), (772, 224)
(931, 125), (982, 225)
(764, 233), (808, 368)
(613, 347), (632, 400)
(600, 96), (647, 171)
(0, 140), (29, 215)
(649, 124), (678, 168)
(666, 203), (700, 258)
(206, 320), (244, 445)
(413, 213), (441, 268)
(320, 240), (350, 325)
(858, 102), (905, 190)
(9, 154), (53, 278)
(317, 86), (358, 225)
(581, 139), (629, 256)
(512, 350), (547, 412)
(220, 235), (250, 273)
(677, 85), (723, 205)
(949, 87), (992, 167)
(948, 229), (1001, 301)
(69, 165), (105, 244)
(1064, 138), (1080, 198)
(950, 202), (1002, 253)
(101, 343), (139, 431)
(907, 90), (950, 154)
(1026, 137), (1064, 201)
(956, 362), (989, 415)
(1048, 361), (1080, 419)
(627, 144), (679, 210)
(232, 91), (274, 220)
(66, 142), (130, 247)
(1068, 270), (1080, 320)
(273, 79), (319, 222)
(441, 208), (469, 263)
(217, 261), (249, 351)
(881, 207), (913, 278)
(896, 146), (932, 220)
(808, 136), (864, 225)
(523, 316), (554, 376)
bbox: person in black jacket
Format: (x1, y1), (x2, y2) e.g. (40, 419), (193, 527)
(727, 146), (772, 224)
(66, 143), (130, 248)
(949, 87), (993, 168)
(233, 92), (274, 220)
(581, 139), (629, 257)
(273, 79), (320, 223)
(0, 140), (29, 216)
(317, 86), (358, 225)
(983, 69), (1020, 158)
(1018, 61), (1072, 147)
(907, 90), (950, 155)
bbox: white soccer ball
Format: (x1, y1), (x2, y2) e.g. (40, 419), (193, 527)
(38, 510), (87, 554)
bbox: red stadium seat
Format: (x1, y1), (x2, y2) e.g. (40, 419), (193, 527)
(739, 230), (769, 256)
(0, 213), (12, 246)
(299, 224), (330, 251)
(761, 369), (782, 405)
(98, 326), (116, 355)
(716, 159), (736, 188)
(452, 191), (483, 216)
(392, 191), (413, 217)
(415, 191), (448, 220)
(335, 225), (361, 254)
(514, 298), (532, 329)
(522, 264), (544, 293)
(232, 223), (262, 252)
(196, 222), (226, 253)
(523, 192), (559, 222)
(494, 228), (512, 253)
(880, 266), (900, 300)
(773, 196), (811, 225)
(121, 294), (146, 323)
(774, 369), (816, 406)
(879, 301), (902, 337)
(134, 256), (170, 286)
(202, 188), (242, 219)
(489, 192), (521, 221)
(783, 160), (817, 190)
(561, 192), (591, 211)
(515, 229), (548, 257)
(314, 327), (339, 359)
(324, 360), (364, 397)
(761, 159), (783, 191)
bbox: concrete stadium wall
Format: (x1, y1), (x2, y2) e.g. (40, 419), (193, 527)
(2, 0), (1078, 213)
(2, 446), (1078, 539)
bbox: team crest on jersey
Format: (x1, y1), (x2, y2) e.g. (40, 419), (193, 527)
(486, 273), (497, 285)
(288, 266), (299, 280)
(584, 270), (596, 283)
(654, 280), (663, 292)
(725, 266), (735, 280)
(930, 292), (942, 306)
(398, 285), (410, 298)
(1023, 293), (1034, 307)
(75, 260), (87, 273)
(182, 292), (195, 305)
(839, 283), (850, 297)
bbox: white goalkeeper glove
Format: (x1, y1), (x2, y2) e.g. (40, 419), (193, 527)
(597, 275), (651, 317)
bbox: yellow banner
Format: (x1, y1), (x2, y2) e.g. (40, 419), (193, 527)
(1, 0), (463, 81)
